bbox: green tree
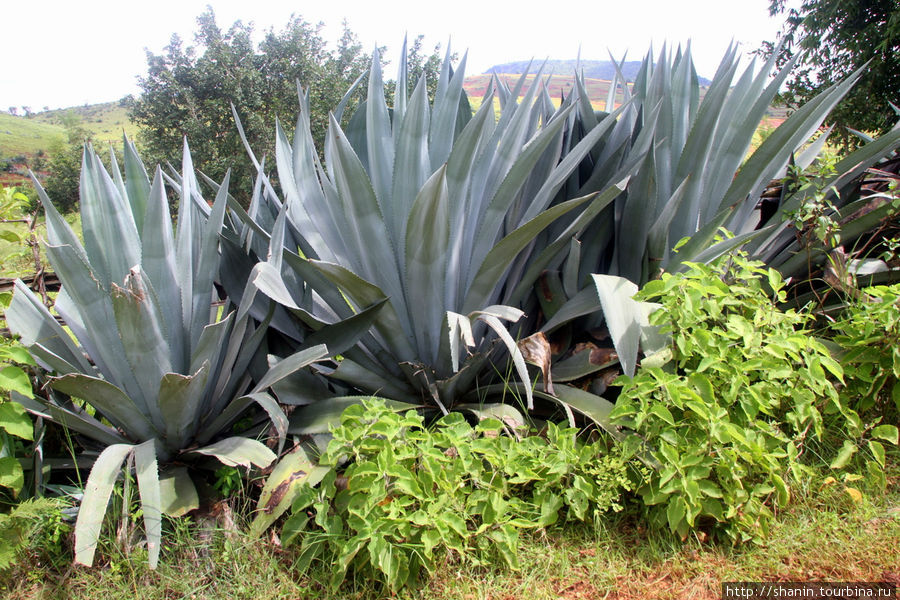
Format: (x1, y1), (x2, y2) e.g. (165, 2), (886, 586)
(760, 0), (900, 150)
(128, 9), (372, 200)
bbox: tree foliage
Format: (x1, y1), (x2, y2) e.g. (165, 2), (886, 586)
(760, 0), (900, 150)
(128, 9), (448, 201)
(127, 9), (370, 199)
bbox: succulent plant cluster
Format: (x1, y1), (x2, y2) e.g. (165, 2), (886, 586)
(6, 39), (899, 567)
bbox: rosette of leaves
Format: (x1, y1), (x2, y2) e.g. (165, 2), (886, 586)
(528, 43), (900, 388)
(5, 140), (328, 568)
(224, 43), (647, 427)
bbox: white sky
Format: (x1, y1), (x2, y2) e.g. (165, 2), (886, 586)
(1, 0), (790, 111)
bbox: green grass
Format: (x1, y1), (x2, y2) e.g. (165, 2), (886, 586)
(2, 463), (897, 600)
(30, 103), (141, 147)
(0, 113), (65, 157)
(1, 102), (141, 160)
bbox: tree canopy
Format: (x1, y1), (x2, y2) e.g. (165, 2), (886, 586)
(760, 0), (900, 149)
(128, 9), (369, 198)
(128, 9), (450, 201)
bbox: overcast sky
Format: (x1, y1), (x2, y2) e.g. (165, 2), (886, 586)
(1, 0), (791, 111)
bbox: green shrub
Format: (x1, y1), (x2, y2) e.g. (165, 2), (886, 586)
(828, 283), (900, 489)
(0, 497), (69, 570)
(610, 250), (860, 542)
(282, 399), (632, 591)
(832, 283), (900, 415)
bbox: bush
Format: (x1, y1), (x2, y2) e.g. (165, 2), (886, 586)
(609, 250), (868, 542)
(282, 399), (633, 590)
(828, 283), (900, 489)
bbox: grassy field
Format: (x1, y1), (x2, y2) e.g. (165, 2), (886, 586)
(0, 113), (65, 157)
(2, 464), (896, 600)
(30, 102), (141, 145)
(0, 102), (140, 160)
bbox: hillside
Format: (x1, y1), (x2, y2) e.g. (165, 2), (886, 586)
(463, 73), (627, 111)
(30, 101), (140, 143)
(484, 59), (643, 81)
(0, 101), (139, 160)
(0, 112), (65, 157)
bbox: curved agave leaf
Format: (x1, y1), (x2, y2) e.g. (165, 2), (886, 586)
(11, 390), (127, 447)
(6, 280), (92, 375)
(133, 440), (162, 569)
(287, 396), (417, 435)
(158, 362), (211, 451)
(50, 374), (157, 441)
(74, 443), (134, 566)
(540, 274), (657, 378)
(187, 437), (276, 469)
(249, 446), (330, 537)
(158, 466), (199, 518)
(405, 165), (450, 363)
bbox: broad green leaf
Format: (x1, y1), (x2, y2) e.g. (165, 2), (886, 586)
(771, 473), (790, 508)
(454, 403), (527, 431)
(868, 440), (886, 468)
(0, 366), (33, 398)
(0, 457), (24, 494)
(872, 425), (900, 446)
(666, 496), (686, 533)
(871, 425), (898, 445)
(0, 401), (33, 440)
(829, 440), (858, 470)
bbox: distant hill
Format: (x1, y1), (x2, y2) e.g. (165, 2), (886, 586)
(482, 59), (711, 86)
(0, 101), (139, 160)
(463, 73), (626, 110)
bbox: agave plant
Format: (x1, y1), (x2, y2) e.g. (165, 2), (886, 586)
(222, 42), (648, 429)
(525, 43), (900, 388)
(5, 140), (328, 567)
(744, 140), (900, 304)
